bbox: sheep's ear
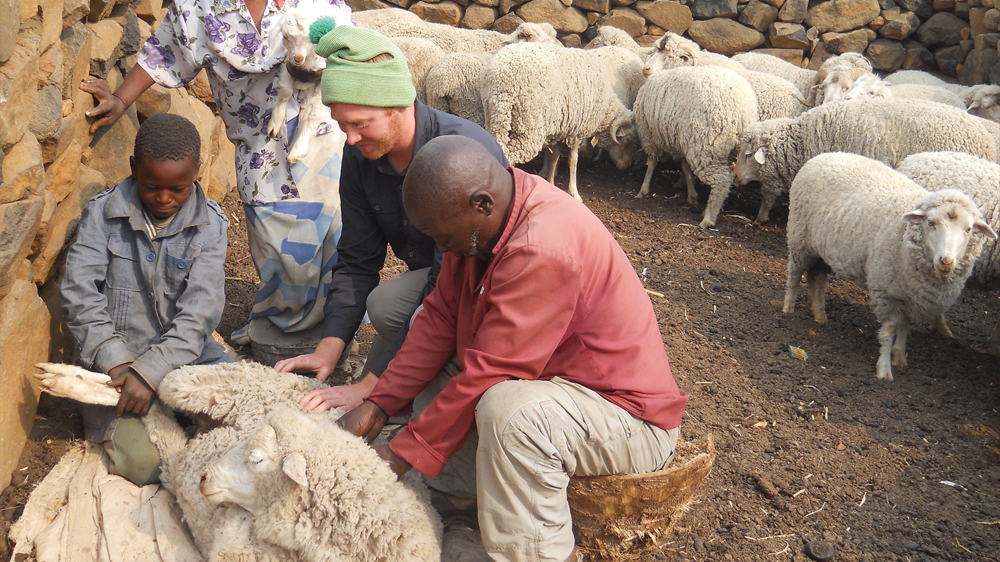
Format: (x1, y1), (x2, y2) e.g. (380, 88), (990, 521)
(974, 218), (998, 240)
(282, 453), (308, 488)
(753, 148), (766, 164)
(968, 100), (981, 111)
(902, 209), (926, 224)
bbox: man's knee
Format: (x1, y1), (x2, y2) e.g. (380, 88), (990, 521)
(476, 380), (562, 444)
(366, 283), (392, 333)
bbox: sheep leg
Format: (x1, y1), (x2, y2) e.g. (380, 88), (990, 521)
(989, 317), (1000, 355)
(266, 67), (294, 139)
(682, 159), (698, 207)
(891, 316), (910, 369)
(566, 141), (582, 201)
(541, 144), (560, 185)
(876, 322), (896, 381)
(700, 176), (733, 229)
(930, 314), (953, 338)
(287, 84), (322, 164)
(806, 262), (831, 324)
(33, 368), (119, 406)
(783, 252), (812, 314)
(755, 189), (779, 226)
(636, 155), (657, 198)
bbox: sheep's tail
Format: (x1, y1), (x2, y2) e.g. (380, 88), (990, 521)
(483, 81), (520, 163)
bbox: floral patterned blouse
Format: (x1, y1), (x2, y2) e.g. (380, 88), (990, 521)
(138, 0), (352, 205)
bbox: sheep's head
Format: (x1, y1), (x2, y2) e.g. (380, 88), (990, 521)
(817, 66), (871, 104)
(200, 408), (313, 513)
(734, 130), (770, 185)
(903, 189), (997, 276)
(967, 86), (1000, 123)
(843, 74), (892, 102)
(642, 33), (698, 76)
(282, 9), (338, 71)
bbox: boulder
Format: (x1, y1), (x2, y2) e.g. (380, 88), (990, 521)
(87, 0), (116, 21)
(38, 0), (64, 52)
(761, 0), (784, 6)
(959, 45), (999, 82)
(0, 32), (41, 150)
(383, 0), (412, 8)
(30, 190), (55, 256)
(62, 0), (89, 28)
(38, 44), (64, 90)
(0, 0), (16, 64)
(636, 0), (693, 34)
(58, 82), (97, 164)
(894, 0), (932, 16)
(44, 139), (81, 203)
(916, 12), (969, 47)
(517, 0), (589, 32)
(877, 0), (894, 7)
(690, 0), (738, 18)
(637, 33), (660, 45)
(410, 0), (464, 23)
(87, 86), (138, 186)
(866, 36), (906, 69)
(60, 23), (91, 101)
(588, 10), (602, 23)
(29, 86), (64, 164)
(596, 6), (647, 35)
(986, 8), (1000, 31)
(769, 21), (809, 47)
(201, 117), (235, 203)
(186, 69), (215, 106)
(612, 0), (639, 5)
(562, 32), (583, 46)
(462, 3), (497, 27)
(932, 0), (955, 9)
(87, 20), (123, 78)
(934, 41), (969, 75)
(869, 14), (884, 30)
(740, 0), (779, 30)
(500, 0), (526, 13)
(955, 1), (970, 18)
(878, 8), (919, 40)
(0, 133), (44, 205)
(109, 5), (141, 58)
(901, 38), (936, 68)
(822, 28), (871, 52)
(0, 197), (44, 299)
(804, 0), (880, 33)
(31, 163), (106, 283)
(134, 0), (162, 22)
(777, 0), (806, 21)
(0, 279), (52, 491)
(492, 11), (525, 31)
(688, 18), (766, 53)
(575, 0), (611, 11)
(752, 46), (804, 63)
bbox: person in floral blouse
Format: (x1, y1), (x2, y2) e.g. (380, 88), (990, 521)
(81, 0), (354, 342)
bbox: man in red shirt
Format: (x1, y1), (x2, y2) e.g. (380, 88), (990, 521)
(338, 136), (688, 562)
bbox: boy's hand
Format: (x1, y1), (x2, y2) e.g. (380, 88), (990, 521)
(107, 365), (156, 417)
(80, 78), (127, 133)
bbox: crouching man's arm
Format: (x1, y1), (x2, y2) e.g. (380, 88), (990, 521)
(107, 362), (155, 416)
(338, 399), (412, 477)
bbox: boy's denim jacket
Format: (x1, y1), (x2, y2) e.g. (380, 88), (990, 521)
(61, 177), (229, 396)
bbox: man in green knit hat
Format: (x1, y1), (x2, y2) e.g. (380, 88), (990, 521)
(276, 24), (508, 416)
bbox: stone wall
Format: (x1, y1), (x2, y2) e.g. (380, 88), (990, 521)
(0, 0), (236, 491)
(348, 0), (999, 82)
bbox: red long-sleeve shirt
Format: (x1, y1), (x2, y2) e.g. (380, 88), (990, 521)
(367, 168), (688, 478)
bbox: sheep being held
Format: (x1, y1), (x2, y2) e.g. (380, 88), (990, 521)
(783, 153), (996, 381)
(482, 41), (635, 201)
(633, 65), (758, 228)
(734, 98), (1000, 225)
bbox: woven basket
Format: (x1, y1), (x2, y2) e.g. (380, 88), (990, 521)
(567, 434), (715, 561)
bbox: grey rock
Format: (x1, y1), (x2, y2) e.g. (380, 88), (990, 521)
(916, 12), (969, 47)
(866, 36), (906, 69)
(777, 0), (806, 22)
(879, 8), (920, 40)
(895, 0), (933, 17)
(740, 0), (779, 30)
(769, 21), (809, 48)
(691, 0), (738, 18)
(901, 38), (936, 68)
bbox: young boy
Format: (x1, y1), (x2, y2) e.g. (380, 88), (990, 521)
(61, 113), (231, 485)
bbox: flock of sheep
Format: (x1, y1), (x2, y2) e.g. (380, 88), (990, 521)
(353, 8), (1000, 380)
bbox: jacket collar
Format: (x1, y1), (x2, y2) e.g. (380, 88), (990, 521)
(491, 167), (529, 258)
(104, 176), (212, 238)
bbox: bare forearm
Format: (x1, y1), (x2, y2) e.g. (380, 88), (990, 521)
(114, 64), (156, 107)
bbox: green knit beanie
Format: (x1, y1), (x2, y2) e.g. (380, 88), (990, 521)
(310, 21), (415, 108)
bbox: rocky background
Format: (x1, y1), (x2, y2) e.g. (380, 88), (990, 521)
(1, 0), (997, 491)
(0, 0), (236, 491)
(347, 0), (1000, 80)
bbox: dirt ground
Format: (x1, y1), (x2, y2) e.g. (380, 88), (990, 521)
(4, 159), (999, 562)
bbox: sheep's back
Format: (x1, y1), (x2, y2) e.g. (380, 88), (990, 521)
(424, 52), (491, 126)
(733, 52), (814, 94)
(888, 83), (966, 109)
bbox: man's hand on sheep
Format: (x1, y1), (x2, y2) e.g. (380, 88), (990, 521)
(107, 363), (156, 417)
(374, 444), (412, 478)
(275, 336), (345, 382)
(336, 399), (388, 444)
(299, 373), (378, 412)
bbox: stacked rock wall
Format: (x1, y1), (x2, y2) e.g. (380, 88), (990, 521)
(349, 0), (998, 82)
(0, 0), (236, 491)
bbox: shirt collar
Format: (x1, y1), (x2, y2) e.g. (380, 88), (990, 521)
(211, 0), (242, 15)
(373, 100), (429, 178)
(104, 176), (211, 236)
(491, 167), (528, 258)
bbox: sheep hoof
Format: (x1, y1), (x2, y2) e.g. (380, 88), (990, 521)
(812, 310), (827, 324)
(698, 218), (714, 229)
(635, 190), (648, 199)
(891, 351), (907, 369)
(876, 366), (894, 382)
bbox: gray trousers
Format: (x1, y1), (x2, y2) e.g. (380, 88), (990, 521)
(408, 312), (680, 562)
(362, 267), (431, 375)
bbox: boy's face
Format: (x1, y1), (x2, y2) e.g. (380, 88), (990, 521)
(131, 155), (197, 220)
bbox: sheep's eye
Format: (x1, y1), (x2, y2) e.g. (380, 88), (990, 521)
(927, 220), (936, 228)
(965, 227), (972, 233)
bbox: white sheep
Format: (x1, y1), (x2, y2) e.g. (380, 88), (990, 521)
(887, 83), (966, 109)
(584, 25), (654, 59)
(734, 98), (1000, 225)
(964, 84), (1000, 123)
(380, 18), (524, 52)
(633, 65), (759, 228)
(896, 151), (1000, 353)
(268, 4), (352, 163)
(390, 36), (447, 103)
(482, 41), (636, 201)
(733, 51), (816, 95)
(783, 153), (997, 381)
(351, 7), (420, 31)
(843, 72), (893, 101)
(201, 406), (443, 562)
(882, 69), (970, 96)
(808, 66), (875, 104)
(642, 32), (745, 77)
(32, 361), (443, 562)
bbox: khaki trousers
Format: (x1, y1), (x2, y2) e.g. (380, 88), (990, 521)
(362, 267), (431, 375)
(413, 357), (680, 562)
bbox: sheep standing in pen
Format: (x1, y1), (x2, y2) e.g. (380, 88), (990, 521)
(887, 83), (966, 109)
(390, 36), (446, 103)
(584, 25), (654, 58)
(380, 18), (557, 52)
(351, 6), (420, 31)
(482, 41), (635, 201)
(783, 153), (996, 381)
(633, 65), (758, 228)
(32, 361), (443, 561)
(883, 69), (970, 96)
(733, 51), (817, 95)
(733, 98), (1000, 225)
(896, 151), (1000, 353)
(642, 32), (745, 75)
